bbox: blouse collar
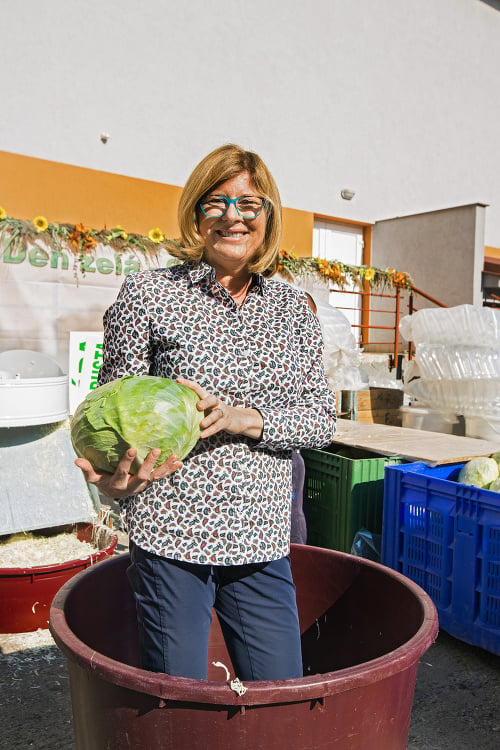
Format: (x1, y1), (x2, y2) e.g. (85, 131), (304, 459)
(185, 260), (266, 296)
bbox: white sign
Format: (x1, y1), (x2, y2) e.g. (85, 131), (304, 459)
(68, 331), (104, 414)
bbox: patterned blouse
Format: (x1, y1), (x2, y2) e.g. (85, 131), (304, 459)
(98, 260), (336, 565)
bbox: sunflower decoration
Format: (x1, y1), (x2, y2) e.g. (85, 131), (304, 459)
(148, 227), (165, 244)
(0, 206), (6, 221)
(363, 267), (375, 282)
(33, 215), (49, 233)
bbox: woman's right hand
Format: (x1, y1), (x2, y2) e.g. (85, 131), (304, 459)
(75, 448), (183, 498)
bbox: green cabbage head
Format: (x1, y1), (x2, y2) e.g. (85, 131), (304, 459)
(490, 451), (500, 470)
(70, 375), (202, 474)
(488, 478), (500, 493)
(457, 457), (499, 488)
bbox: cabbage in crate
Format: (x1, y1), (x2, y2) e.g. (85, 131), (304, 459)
(457, 456), (499, 489)
(70, 375), (202, 474)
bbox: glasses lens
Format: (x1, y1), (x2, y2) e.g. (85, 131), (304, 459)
(200, 197), (228, 217)
(235, 197), (265, 218)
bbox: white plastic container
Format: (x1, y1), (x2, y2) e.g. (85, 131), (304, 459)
(464, 416), (500, 441)
(0, 376), (69, 426)
(400, 406), (459, 435)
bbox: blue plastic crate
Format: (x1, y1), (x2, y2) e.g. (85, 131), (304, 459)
(382, 461), (500, 655)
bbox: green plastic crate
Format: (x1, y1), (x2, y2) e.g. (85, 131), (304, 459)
(302, 446), (404, 553)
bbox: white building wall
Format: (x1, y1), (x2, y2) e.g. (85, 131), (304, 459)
(1, 0), (500, 246)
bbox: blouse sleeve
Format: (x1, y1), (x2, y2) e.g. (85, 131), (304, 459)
(97, 273), (152, 385)
(256, 297), (337, 451)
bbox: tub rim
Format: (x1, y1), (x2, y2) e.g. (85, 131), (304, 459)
(49, 545), (438, 707)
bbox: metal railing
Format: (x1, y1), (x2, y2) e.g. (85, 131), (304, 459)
(330, 283), (448, 366)
(405, 286), (448, 359)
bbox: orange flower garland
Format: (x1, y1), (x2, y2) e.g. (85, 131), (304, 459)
(278, 249), (413, 291)
(68, 223), (98, 253)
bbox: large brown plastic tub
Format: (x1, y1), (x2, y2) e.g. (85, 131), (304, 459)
(49, 544), (438, 750)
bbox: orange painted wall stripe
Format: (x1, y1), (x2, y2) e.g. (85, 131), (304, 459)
(281, 207), (314, 256)
(0, 150), (182, 237)
(314, 212), (373, 228)
(485, 245), (500, 259)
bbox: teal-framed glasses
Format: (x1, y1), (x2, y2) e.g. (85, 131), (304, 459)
(198, 195), (266, 219)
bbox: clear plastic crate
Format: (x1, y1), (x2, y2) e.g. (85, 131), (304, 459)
(414, 344), (500, 380)
(403, 377), (500, 415)
(400, 305), (500, 347)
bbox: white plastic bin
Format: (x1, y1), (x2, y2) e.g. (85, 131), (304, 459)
(0, 376), (69, 427)
(400, 406), (459, 435)
(464, 416), (500, 441)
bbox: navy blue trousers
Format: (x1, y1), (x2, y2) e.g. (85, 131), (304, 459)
(127, 543), (303, 681)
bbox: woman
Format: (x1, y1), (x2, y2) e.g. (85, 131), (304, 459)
(76, 144), (336, 682)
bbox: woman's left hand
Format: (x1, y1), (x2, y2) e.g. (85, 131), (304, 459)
(176, 377), (264, 440)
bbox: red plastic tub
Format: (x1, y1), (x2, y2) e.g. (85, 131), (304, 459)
(0, 523), (117, 633)
(50, 545), (438, 750)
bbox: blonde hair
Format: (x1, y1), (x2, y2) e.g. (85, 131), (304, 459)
(172, 144), (282, 276)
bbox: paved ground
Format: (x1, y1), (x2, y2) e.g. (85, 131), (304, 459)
(407, 630), (500, 749)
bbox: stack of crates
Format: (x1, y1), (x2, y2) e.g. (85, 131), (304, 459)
(382, 462), (500, 655)
(301, 446), (404, 554)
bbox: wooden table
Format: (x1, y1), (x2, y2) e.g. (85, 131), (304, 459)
(332, 418), (500, 466)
